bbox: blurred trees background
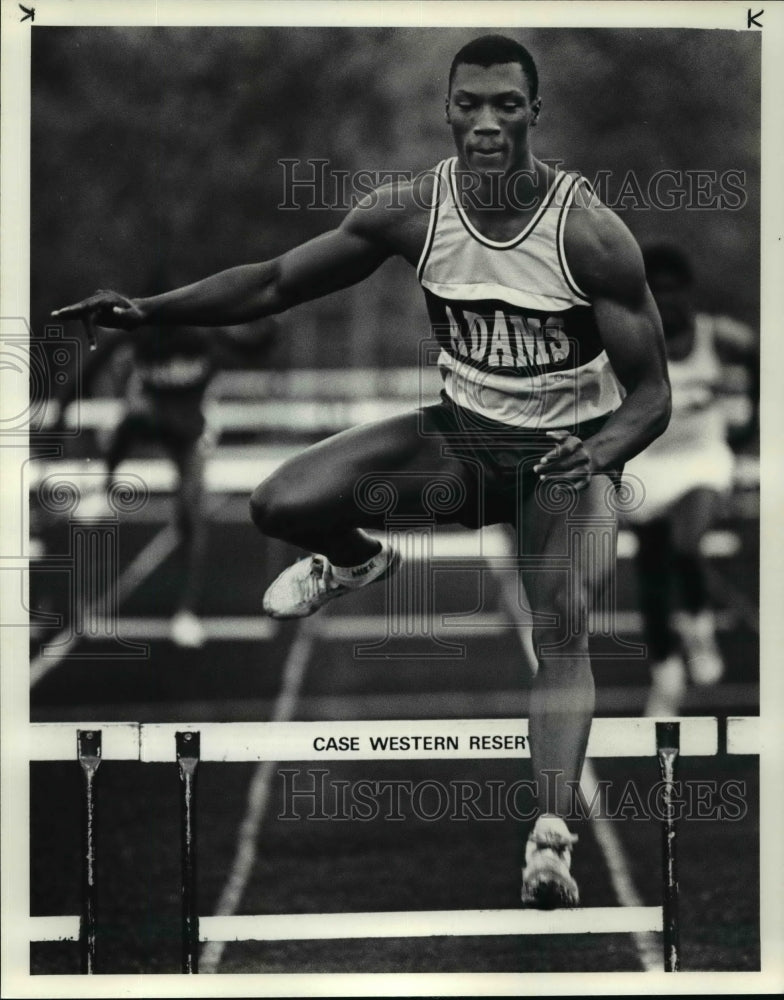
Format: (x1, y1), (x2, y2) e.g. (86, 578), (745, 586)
(32, 27), (759, 370)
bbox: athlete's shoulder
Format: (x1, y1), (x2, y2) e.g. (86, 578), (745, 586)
(341, 169), (438, 255)
(563, 179), (646, 304)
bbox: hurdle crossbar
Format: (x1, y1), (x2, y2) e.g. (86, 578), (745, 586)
(726, 716), (759, 755)
(29, 716), (719, 762)
(199, 906), (663, 942)
(30, 716), (740, 974)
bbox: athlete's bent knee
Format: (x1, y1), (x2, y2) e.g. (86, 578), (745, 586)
(249, 479), (292, 537)
(251, 475), (318, 538)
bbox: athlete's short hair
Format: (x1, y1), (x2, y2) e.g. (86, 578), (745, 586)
(448, 34), (539, 99)
(643, 244), (694, 286)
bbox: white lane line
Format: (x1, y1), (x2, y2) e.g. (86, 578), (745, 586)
(579, 760), (661, 971)
(199, 622), (313, 974)
(30, 523), (180, 688)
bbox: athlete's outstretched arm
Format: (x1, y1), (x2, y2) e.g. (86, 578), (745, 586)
(52, 201), (394, 333)
(537, 203), (671, 483)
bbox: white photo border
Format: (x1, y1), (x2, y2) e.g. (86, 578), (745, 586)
(2, 1), (782, 996)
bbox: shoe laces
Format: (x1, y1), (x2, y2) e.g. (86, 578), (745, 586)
(529, 828), (578, 860)
(305, 555), (336, 599)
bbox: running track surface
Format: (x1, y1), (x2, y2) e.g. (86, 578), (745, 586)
(28, 443), (760, 975)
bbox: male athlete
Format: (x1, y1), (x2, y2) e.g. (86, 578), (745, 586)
(624, 244), (757, 715)
(54, 35), (670, 908)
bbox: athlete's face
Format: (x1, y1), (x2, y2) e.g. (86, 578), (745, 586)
(647, 270), (694, 338)
(446, 62), (540, 175)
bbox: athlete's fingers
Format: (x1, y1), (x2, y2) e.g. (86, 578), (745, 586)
(540, 450), (587, 473)
(82, 313), (97, 351)
(53, 290), (132, 320)
(51, 296), (100, 319)
(538, 468), (591, 492)
(535, 433), (582, 470)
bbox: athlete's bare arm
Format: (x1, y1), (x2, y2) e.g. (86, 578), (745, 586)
(536, 199), (671, 485)
(53, 183), (428, 334)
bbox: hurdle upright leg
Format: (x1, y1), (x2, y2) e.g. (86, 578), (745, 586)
(656, 721), (680, 972)
(77, 729), (102, 974)
(176, 731), (200, 973)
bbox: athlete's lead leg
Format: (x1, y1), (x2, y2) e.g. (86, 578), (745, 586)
(518, 473), (616, 907)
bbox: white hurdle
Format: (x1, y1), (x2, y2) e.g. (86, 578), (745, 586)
(29, 716), (730, 974)
(199, 906), (664, 943)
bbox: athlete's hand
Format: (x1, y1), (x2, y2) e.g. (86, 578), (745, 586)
(52, 290), (145, 349)
(533, 429), (596, 491)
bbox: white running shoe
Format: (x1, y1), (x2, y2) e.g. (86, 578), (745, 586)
(677, 610), (724, 686)
(263, 544), (399, 620)
(521, 814), (580, 909)
(170, 610), (207, 648)
(644, 653), (687, 717)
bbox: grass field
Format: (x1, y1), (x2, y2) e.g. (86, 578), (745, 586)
(27, 431), (760, 976)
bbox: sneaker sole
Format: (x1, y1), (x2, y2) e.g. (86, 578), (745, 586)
(521, 877), (580, 910)
(521, 858), (580, 910)
(263, 588), (348, 620)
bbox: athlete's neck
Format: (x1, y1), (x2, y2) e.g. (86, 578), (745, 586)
(453, 155), (555, 243)
(454, 150), (540, 212)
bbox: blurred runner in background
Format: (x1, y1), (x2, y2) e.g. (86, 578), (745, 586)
(623, 244), (757, 716)
(53, 321), (277, 648)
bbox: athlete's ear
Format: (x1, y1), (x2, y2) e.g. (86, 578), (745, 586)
(531, 97), (542, 125)
(445, 96), (452, 125)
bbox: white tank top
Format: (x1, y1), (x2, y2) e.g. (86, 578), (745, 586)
(417, 157), (623, 429)
(643, 314), (728, 454)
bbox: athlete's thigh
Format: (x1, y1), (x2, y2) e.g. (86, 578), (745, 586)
(517, 473), (618, 605)
(262, 409), (471, 519)
(106, 408), (152, 460)
(668, 486), (720, 552)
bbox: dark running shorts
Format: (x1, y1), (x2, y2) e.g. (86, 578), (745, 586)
(421, 392), (624, 528)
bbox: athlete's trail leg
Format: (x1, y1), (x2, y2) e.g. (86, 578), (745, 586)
(249, 410), (470, 566)
(669, 487), (720, 614)
(669, 486), (724, 683)
(634, 518), (677, 663)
